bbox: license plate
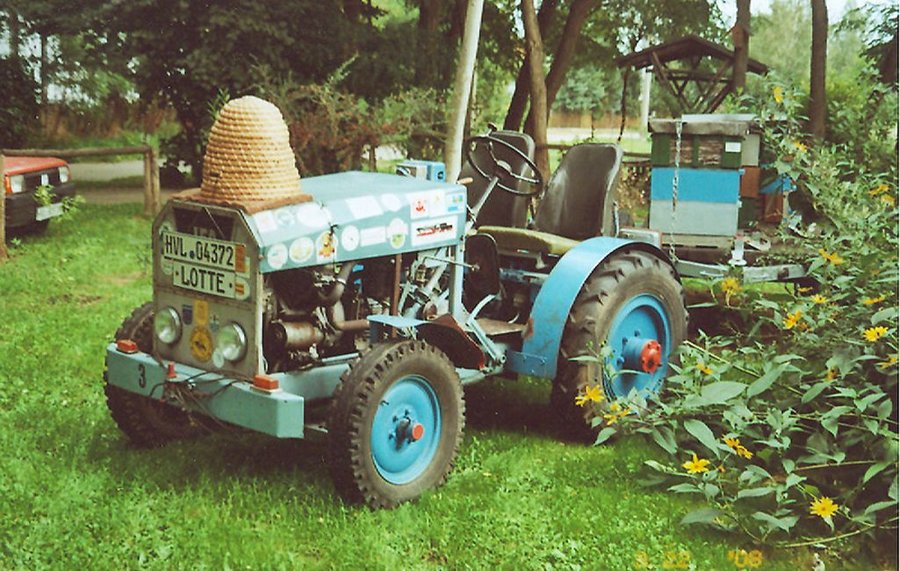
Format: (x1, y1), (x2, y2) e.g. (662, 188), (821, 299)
(36, 202), (64, 221)
(172, 261), (235, 298)
(161, 231), (240, 272)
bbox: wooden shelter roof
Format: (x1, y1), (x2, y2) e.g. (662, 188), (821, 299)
(616, 35), (768, 75)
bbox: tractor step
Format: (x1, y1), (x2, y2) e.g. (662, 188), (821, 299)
(476, 318), (526, 337)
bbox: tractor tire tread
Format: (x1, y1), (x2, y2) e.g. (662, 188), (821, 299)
(328, 340), (465, 508)
(550, 249), (687, 442)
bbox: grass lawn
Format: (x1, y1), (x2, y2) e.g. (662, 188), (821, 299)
(0, 203), (856, 570)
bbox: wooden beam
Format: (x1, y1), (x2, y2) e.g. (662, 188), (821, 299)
(2, 145), (150, 158)
(696, 59), (734, 109)
(650, 52), (681, 108)
(706, 81), (735, 113)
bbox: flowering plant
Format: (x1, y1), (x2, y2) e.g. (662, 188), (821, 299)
(575, 78), (898, 549)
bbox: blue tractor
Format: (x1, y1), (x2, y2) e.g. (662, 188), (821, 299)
(104, 127), (687, 508)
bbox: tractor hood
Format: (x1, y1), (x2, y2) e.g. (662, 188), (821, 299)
(242, 171), (467, 273)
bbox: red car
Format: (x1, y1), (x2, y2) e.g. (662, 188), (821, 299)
(3, 156), (76, 233)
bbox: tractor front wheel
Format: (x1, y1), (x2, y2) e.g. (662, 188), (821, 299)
(104, 302), (204, 447)
(551, 250), (687, 441)
(328, 340), (465, 508)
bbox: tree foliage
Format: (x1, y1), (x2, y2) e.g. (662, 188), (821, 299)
(100, 0), (368, 178)
(0, 58), (40, 147)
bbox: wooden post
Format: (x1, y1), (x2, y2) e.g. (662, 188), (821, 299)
(368, 146), (377, 172)
(150, 150), (162, 216)
(143, 149), (154, 216)
(0, 153), (8, 262)
(149, 147), (161, 214)
(732, 0), (751, 93)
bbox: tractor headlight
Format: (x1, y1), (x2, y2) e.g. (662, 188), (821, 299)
(217, 323), (247, 362)
(58, 166), (70, 183)
(8, 175), (24, 194)
(154, 307), (182, 344)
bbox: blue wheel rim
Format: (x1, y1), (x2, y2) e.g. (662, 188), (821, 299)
(371, 375), (442, 485)
(604, 294), (672, 399)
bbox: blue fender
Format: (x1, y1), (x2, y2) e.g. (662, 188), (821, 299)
(505, 237), (676, 379)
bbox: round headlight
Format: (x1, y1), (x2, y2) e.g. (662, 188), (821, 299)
(154, 307), (182, 344)
(58, 166), (70, 183)
(217, 323), (247, 362)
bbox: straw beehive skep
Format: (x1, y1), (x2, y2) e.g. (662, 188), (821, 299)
(177, 95), (311, 213)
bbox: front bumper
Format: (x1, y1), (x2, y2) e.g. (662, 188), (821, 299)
(105, 345), (351, 439)
(5, 182), (76, 229)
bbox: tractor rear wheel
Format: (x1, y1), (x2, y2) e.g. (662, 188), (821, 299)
(104, 302), (203, 447)
(551, 250), (687, 441)
(328, 340), (465, 508)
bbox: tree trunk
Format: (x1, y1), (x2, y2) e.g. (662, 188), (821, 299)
(9, 9), (20, 64)
(502, 0), (558, 131)
(732, 0), (751, 92)
(521, 0), (549, 182)
(444, 0), (485, 183)
(809, 0), (828, 139)
(40, 32), (49, 133)
(0, 153), (8, 262)
(416, 0), (444, 87)
(523, 0), (597, 133)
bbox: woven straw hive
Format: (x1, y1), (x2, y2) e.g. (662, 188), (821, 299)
(177, 95), (310, 212)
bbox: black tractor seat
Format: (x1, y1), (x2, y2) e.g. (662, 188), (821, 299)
(479, 143), (623, 256)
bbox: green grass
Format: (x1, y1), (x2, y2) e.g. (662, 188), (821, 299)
(0, 205), (853, 569)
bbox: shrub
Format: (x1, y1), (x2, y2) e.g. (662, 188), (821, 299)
(578, 77), (898, 550)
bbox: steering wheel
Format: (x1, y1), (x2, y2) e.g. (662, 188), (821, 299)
(465, 134), (544, 196)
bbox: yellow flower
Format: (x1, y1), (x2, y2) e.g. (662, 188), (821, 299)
(824, 367), (839, 382)
(863, 295), (887, 306)
(810, 496), (839, 519)
(783, 310), (803, 330)
(879, 356), (898, 369)
(723, 436), (753, 459)
(773, 86), (784, 103)
(864, 326), (889, 342)
(880, 194), (896, 206)
(818, 249), (844, 265)
(717, 463), (726, 474)
(793, 140), (808, 153)
(602, 401), (629, 425)
(811, 294), (828, 304)
(574, 384), (604, 407)
(869, 183), (890, 196)
(696, 362), (713, 375)
(720, 277), (742, 296)
(797, 286), (814, 293)
(683, 453), (711, 474)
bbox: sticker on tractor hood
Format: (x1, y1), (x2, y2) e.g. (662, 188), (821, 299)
(411, 216), (457, 246)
